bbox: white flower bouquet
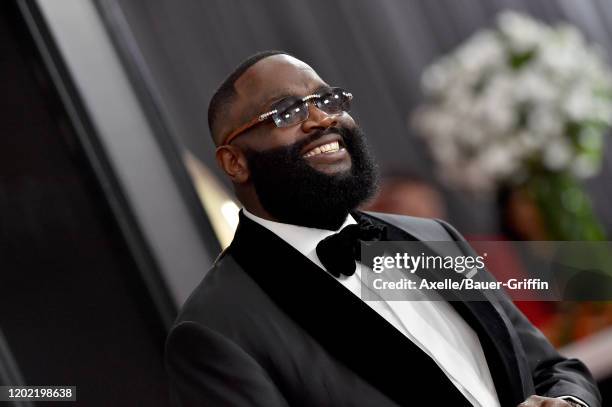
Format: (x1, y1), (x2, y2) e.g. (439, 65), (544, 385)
(413, 11), (612, 193)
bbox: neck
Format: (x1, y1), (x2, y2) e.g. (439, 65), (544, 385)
(236, 186), (352, 231)
(236, 187), (279, 223)
(244, 204), (277, 223)
(245, 207), (351, 231)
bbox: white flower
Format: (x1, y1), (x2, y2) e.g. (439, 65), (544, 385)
(478, 144), (519, 178)
(455, 30), (505, 74)
(516, 130), (544, 153)
(413, 10), (612, 192)
(539, 25), (585, 76)
(527, 106), (563, 138)
(513, 69), (558, 105)
(422, 62), (450, 96)
(543, 138), (573, 170)
(563, 81), (594, 121)
(498, 11), (545, 53)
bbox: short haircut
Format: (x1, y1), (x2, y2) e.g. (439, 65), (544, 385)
(207, 50), (289, 145)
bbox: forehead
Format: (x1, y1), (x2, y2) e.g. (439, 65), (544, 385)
(234, 55), (327, 112)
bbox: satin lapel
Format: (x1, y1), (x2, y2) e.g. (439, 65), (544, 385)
(228, 213), (470, 406)
(360, 211), (528, 405)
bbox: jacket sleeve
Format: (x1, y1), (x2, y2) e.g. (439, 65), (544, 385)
(435, 218), (602, 407)
(165, 320), (289, 407)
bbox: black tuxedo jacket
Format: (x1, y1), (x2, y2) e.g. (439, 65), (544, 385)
(165, 211), (601, 407)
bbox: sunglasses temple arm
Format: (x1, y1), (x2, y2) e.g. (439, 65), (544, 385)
(221, 117), (262, 145)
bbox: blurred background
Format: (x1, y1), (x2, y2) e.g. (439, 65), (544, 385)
(1, 0), (611, 405)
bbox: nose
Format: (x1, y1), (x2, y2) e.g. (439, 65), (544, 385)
(301, 103), (338, 133)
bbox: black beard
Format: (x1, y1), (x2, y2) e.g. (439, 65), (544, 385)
(244, 126), (378, 230)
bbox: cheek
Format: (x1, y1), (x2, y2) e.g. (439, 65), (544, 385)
(271, 128), (305, 147)
(338, 112), (357, 128)
(241, 127), (301, 151)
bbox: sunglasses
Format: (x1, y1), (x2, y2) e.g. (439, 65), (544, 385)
(221, 87), (353, 145)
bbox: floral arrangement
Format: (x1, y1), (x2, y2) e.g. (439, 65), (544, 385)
(414, 11), (612, 344)
(413, 11), (612, 193)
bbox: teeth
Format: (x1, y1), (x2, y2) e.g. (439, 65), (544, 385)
(303, 141), (341, 158)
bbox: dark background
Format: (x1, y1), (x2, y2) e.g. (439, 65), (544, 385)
(0, 2), (170, 406)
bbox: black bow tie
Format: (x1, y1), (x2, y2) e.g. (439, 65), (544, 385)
(316, 217), (387, 278)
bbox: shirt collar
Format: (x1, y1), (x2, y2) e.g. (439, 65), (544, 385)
(242, 208), (356, 260)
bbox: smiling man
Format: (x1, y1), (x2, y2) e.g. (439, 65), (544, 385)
(164, 51), (600, 407)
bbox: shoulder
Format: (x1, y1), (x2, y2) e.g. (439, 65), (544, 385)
(172, 253), (271, 331)
(166, 250), (311, 370)
(360, 211), (460, 241)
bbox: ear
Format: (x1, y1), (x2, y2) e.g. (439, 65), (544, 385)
(215, 145), (250, 183)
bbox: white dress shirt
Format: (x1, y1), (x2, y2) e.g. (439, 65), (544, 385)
(243, 209), (500, 407)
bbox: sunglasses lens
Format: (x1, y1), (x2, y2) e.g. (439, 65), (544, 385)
(316, 88), (351, 114)
(271, 88), (352, 128)
(272, 101), (309, 128)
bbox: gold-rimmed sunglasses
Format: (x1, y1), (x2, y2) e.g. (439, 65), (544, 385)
(221, 87), (353, 145)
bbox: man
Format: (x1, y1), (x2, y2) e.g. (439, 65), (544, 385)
(165, 51), (601, 407)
